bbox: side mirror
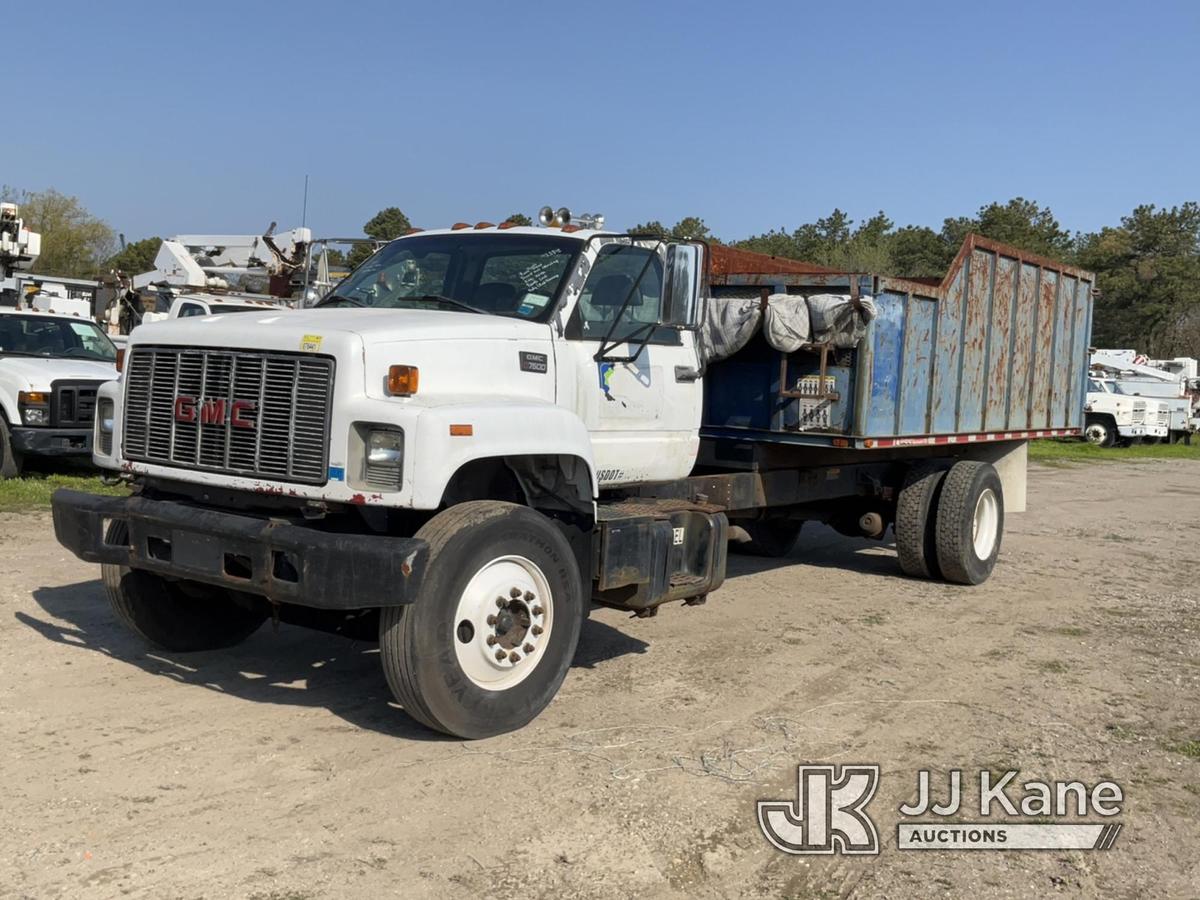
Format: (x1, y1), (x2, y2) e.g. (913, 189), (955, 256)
(664, 243), (702, 328)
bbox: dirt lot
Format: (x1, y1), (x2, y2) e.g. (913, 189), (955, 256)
(1, 460), (1198, 899)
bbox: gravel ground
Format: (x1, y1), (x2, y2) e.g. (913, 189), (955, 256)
(1, 460), (1197, 899)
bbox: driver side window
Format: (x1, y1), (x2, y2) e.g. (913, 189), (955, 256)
(566, 243), (678, 345)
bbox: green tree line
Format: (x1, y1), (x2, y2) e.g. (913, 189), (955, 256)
(5, 185), (1197, 357)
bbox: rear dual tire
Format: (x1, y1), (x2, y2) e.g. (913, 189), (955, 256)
(894, 460), (1003, 585)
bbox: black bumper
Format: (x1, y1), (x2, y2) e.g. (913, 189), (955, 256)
(51, 489), (428, 609)
(12, 427), (92, 457)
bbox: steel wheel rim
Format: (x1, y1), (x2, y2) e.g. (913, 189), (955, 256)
(453, 555), (553, 691)
(972, 488), (999, 559)
(1084, 424), (1107, 445)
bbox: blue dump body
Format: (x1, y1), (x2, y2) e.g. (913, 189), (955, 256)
(702, 235), (1094, 448)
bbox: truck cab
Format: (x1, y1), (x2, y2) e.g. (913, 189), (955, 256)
(0, 309), (119, 477)
(1084, 376), (1149, 447)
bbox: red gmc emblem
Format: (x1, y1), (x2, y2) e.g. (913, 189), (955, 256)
(174, 396), (257, 429)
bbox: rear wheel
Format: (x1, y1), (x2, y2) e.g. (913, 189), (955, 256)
(934, 461), (1004, 585)
(102, 522), (267, 651)
(0, 416), (23, 479)
(894, 465), (945, 579)
(731, 518), (803, 558)
(379, 502), (584, 738)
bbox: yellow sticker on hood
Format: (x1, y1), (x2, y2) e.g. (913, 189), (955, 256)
(300, 334), (323, 352)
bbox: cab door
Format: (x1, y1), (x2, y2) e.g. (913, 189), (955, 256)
(557, 237), (704, 489)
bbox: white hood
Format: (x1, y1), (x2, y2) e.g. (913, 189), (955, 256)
(132, 307), (550, 352)
(1, 356), (117, 389)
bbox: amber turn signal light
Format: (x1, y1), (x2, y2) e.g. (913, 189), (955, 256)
(387, 365), (419, 396)
(115, 348), (125, 372)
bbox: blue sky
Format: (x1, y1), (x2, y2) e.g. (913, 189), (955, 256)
(7, 0), (1197, 243)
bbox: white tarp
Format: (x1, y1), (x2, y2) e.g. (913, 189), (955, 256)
(701, 292), (876, 363)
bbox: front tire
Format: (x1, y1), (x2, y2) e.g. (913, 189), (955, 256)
(102, 523), (267, 651)
(0, 416), (23, 479)
(934, 461), (1004, 585)
(379, 502), (584, 739)
(1083, 416), (1116, 448)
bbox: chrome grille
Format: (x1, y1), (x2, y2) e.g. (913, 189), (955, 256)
(123, 346), (334, 484)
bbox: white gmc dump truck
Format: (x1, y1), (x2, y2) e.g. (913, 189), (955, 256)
(53, 220), (1094, 737)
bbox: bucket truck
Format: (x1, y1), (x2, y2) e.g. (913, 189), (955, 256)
(1090, 350), (1198, 444)
(0, 203), (41, 308)
(101, 223), (311, 335)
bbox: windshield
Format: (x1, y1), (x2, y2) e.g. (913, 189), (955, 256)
(321, 233), (580, 320)
(0, 315), (117, 362)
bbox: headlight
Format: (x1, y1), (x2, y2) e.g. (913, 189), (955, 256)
(18, 391), (50, 426)
(363, 427), (404, 490)
(98, 398), (114, 434)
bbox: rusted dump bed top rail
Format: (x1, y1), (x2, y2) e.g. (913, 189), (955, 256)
(702, 235), (1095, 448)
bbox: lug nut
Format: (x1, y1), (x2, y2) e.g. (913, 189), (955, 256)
(524, 591), (535, 602)
(495, 649), (506, 661)
(532, 606), (544, 617)
(531, 625), (543, 636)
(510, 587), (522, 598)
(495, 597), (506, 608)
(508, 651), (520, 663)
(486, 614), (497, 625)
(486, 635), (497, 646)
(523, 643), (534, 654)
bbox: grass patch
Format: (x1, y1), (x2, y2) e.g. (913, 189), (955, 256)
(1035, 660), (1069, 674)
(1029, 439), (1200, 465)
(1165, 740), (1200, 761)
(0, 471), (126, 513)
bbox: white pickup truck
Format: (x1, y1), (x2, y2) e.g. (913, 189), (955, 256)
(51, 222), (1094, 737)
(139, 293), (286, 325)
(0, 309), (119, 477)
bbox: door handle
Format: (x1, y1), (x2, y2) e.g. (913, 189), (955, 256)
(674, 366), (701, 383)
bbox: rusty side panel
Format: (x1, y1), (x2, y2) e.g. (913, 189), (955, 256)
(1030, 270), (1058, 428)
(707, 244), (839, 282)
(1008, 263), (1039, 430)
(898, 295), (936, 434)
(1066, 279), (1090, 428)
(930, 267), (965, 433)
(984, 255), (1018, 431)
(1052, 274), (1077, 427)
(957, 250), (993, 432)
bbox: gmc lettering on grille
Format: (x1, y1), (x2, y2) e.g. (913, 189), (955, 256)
(174, 396), (258, 429)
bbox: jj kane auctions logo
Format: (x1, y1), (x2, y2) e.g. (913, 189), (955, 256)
(759, 765), (1124, 854)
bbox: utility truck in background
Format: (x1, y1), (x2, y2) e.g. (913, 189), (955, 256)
(0, 203), (42, 308)
(1088, 349), (1199, 444)
(52, 209), (1094, 737)
(99, 224), (309, 336)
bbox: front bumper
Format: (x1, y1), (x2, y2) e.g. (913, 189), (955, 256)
(51, 489), (428, 609)
(12, 427), (92, 457)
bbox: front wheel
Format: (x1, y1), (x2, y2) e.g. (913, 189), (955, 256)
(0, 416), (23, 479)
(379, 502), (584, 739)
(102, 523), (267, 651)
(1083, 416), (1116, 448)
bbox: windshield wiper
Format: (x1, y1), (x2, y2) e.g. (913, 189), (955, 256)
(407, 294), (484, 315)
(315, 293), (366, 308)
